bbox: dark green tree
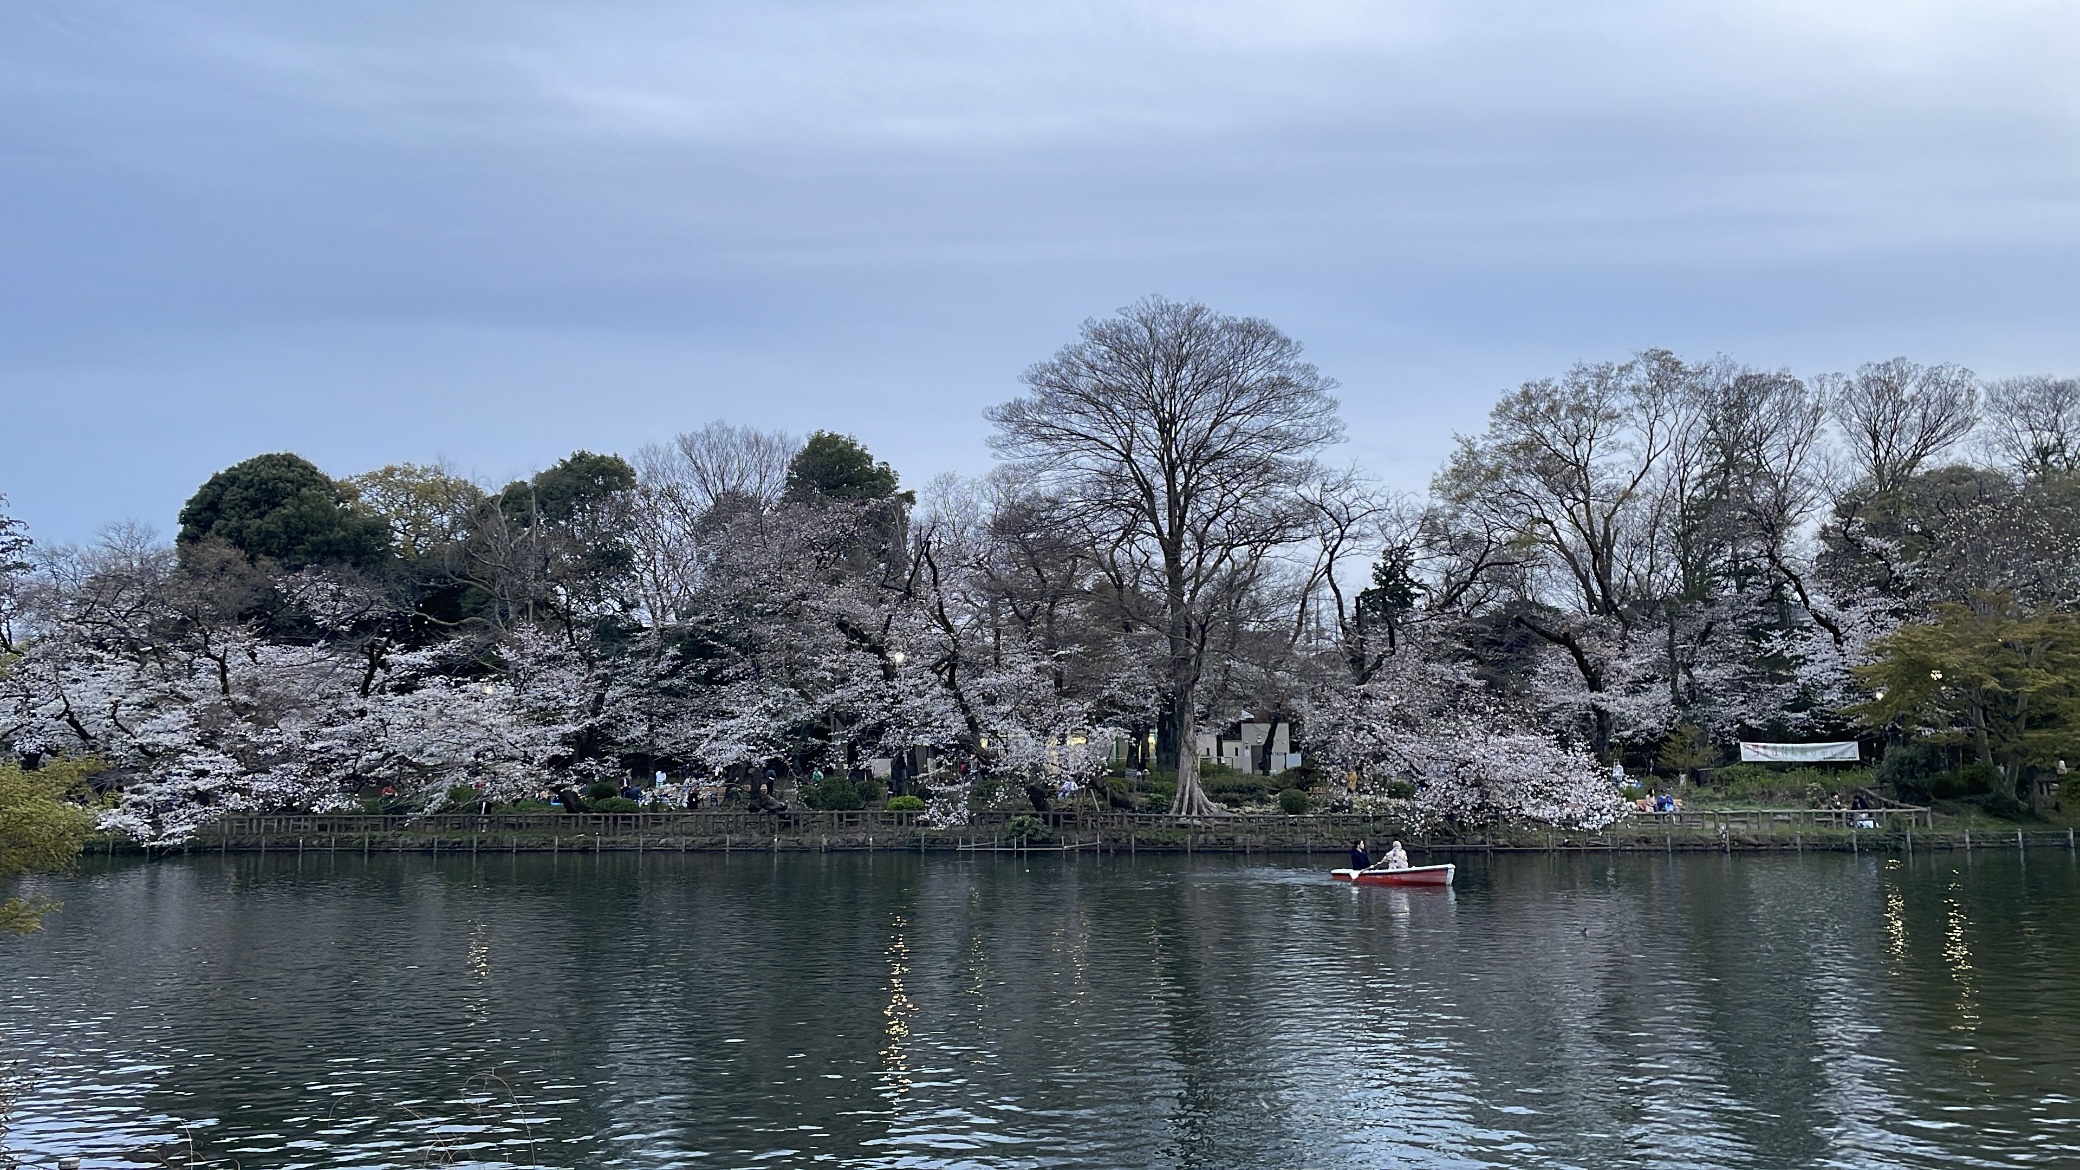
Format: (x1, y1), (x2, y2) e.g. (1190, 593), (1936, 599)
(177, 453), (391, 569)
(1355, 545), (1421, 651)
(499, 450), (637, 527)
(479, 451), (639, 642)
(784, 432), (908, 503)
(1855, 592), (2080, 792)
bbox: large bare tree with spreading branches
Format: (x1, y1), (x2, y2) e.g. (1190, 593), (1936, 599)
(1824, 358), (1978, 493)
(986, 296), (1344, 817)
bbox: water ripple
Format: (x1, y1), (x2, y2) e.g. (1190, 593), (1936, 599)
(1, 851), (2076, 1168)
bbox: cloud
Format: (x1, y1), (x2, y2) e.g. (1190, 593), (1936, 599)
(1, 1), (2076, 540)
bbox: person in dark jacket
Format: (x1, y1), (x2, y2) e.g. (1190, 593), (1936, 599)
(1349, 839), (1371, 870)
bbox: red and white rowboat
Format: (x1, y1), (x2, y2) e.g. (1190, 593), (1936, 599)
(1331, 863), (1455, 887)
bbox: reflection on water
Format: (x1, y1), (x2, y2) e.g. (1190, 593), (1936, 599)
(3, 849), (2078, 1168)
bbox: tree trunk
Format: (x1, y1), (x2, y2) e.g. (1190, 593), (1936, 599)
(1168, 699), (1224, 818)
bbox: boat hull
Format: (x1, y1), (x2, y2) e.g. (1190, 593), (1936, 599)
(1331, 864), (1455, 887)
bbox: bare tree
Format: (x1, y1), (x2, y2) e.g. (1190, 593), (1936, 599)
(1982, 375), (2080, 478)
(1823, 358), (1978, 493)
(986, 297), (1343, 817)
(1432, 350), (1699, 751)
(1436, 351), (1695, 623)
(0, 495), (31, 654)
(630, 422), (799, 626)
(642, 421), (798, 515)
(1293, 470), (1402, 683)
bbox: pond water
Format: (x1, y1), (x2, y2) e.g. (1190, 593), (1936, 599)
(2, 848), (2077, 1169)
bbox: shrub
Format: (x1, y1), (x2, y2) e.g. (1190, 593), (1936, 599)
(445, 784), (480, 807)
(1283, 764), (1327, 788)
(1381, 779), (1417, 799)
(1710, 763), (1783, 790)
(1926, 762), (2002, 801)
(1983, 788), (2028, 821)
(1707, 763), (1874, 804)
(585, 781), (620, 802)
(1200, 768), (1279, 809)
(1277, 788), (1310, 815)
(801, 776), (865, 810)
(1003, 814), (1055, 844)
(589, 796), (642, 812)
(1878, 743), (1945, 804)
(502, 799), (554, 812)
(886, 794), (926, 811)
(1959, 762), (2004, 795)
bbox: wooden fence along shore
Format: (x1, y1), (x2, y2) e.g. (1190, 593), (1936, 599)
(91, 805), (2080, 858)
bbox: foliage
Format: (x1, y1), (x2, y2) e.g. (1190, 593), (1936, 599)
(800, 775), (868, 810)
(348, 463), (485, 566)
(1198, 765), (1282, 809)
(1002, 814), (1054, 844)
(177, 453), (392, 569)
(1277, 787), (1310, 814)
(1, 757), (98, 934)
(1876, 742), (1947, 803)
(588, 796), (642, 812)
(1982, 787), (2029, 821)
(1703, 764), (1874, 804)
(785, 432), (906, 503)
(1855, 593), (2080, 781)
(7, 325), (2079, 843)
(1659, 724), (1718, 775)
(886, 794), (926, 811)
(1934, 764), (2000, 800)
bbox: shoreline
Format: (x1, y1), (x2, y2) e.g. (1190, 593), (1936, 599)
(89, 810), (2078, 857)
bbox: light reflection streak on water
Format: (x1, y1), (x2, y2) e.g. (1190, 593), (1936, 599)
(1799, 866), (1970, 1169)
(1943, 879), (1980, 1032)
(1883, 858), (1910, 964)
(881, 914), (913, 1094)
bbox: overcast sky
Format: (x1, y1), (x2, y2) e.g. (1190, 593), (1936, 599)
(3, 0), (2077, 542)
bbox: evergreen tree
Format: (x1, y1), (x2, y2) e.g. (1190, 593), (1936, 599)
(177, 453), (391, 569)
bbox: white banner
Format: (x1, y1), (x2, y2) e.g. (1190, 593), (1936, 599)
(1739, 741), (1860, 763)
